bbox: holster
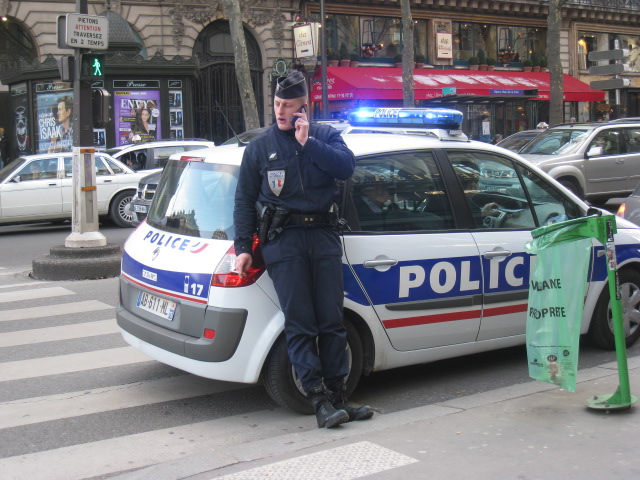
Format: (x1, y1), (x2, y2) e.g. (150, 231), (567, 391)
(267, 206), (290, 241)
(256, 201), (275, 244)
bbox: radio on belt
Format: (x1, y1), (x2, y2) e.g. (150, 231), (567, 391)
(347, 107), (466, 139)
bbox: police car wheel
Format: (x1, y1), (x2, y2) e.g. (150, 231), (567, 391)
(110, 190), (135, 227)
(589, 269), (640, 350)
(263, 320), (364, 415)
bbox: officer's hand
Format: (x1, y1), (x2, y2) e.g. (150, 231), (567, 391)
(235, 253), (252, 277)
(294, 109), (310, 146)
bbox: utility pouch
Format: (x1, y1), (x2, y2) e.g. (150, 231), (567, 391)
(267, 206), (290, 241)
(256, 201), (275, 244)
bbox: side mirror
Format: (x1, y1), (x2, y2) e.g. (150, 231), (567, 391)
(11, 175), (21, 183)
(587, 145), (603, 157)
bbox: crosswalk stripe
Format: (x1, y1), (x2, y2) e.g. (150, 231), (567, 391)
(0, 286), (75, 304)
(0, 319), (120, 347)
(0, 374), (243, 429)
(0, 408), (301, 480)
(0, 299), (112, 322)
(0, 281), (49, 290)
(0, 347), (153, 382)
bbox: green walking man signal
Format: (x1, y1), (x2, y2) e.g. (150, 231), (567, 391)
(80, 54), (105, 81)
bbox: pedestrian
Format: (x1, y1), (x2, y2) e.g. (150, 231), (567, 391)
(491, 133), (503, 144)
(0, 127), (8, 168)
(233, 71), (374, 428)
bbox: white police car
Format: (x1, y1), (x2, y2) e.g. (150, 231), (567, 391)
(117, 108), (640, 414)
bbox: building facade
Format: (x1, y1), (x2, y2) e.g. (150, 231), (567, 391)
(0, 0), (638, 157)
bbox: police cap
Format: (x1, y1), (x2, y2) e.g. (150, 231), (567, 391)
(275, 71), (308, 99)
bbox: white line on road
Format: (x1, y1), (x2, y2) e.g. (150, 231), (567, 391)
(0, 374), (244, 429)
(0, 347), (153, 382)
(0, 319), (120, 347)
(0, 281), (49, 290)
(0, 300), (113, 322)
(0, 286), (75, 304)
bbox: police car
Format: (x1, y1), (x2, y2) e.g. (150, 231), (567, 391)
(117, 108), (640, 414)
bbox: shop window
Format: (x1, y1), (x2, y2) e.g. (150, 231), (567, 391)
(578, 32), (599, 70)
(454, 23), (498, 63)
(612, 34), (640, 73)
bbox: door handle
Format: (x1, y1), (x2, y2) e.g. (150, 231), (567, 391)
(103, 179), (112, 183)
(48, 183), (57, 186)
(483, 249), (512, 259)
(616, 160), (624, 164)
(363, 259), (398, 268)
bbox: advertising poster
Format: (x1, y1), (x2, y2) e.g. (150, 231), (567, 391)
(35, 82), (74, 154)
(11, 83), (31, 156)
(169, 90), (184, 140)
(113, 90), (161, 146)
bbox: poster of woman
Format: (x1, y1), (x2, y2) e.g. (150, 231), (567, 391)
(113, 90), (161, 146)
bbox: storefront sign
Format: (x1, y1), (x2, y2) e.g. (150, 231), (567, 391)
(113, 90), (162, 146)
(490, 89), (524, 95)
(34, 82), (74, 154)
(113, 80), (160, 89)
(293, 23), (317, 59)
(168, 80), (183, 88)
(436, 33), (453, 59)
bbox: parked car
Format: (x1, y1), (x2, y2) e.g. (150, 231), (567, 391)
(518, 120), (640, 203)
(617, 182), (640, 226)
(107, 139), (215, 171)
(130, 169), (162, 226)
(117, 108), (640, 413)
(0, 152), (158, 227)
(496, 129), (542, 153)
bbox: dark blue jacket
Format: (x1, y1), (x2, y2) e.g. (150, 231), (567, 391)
(234, 123), (355, 256)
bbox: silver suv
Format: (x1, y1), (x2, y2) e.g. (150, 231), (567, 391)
(518, 120), (640, 203)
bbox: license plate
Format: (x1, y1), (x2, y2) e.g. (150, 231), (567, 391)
(136, 291), (176, 320)
(133, 204), (148, 213)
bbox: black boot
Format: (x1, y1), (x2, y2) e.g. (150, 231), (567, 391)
(326, 384), (375, 422)
(307, 385), (349, 429)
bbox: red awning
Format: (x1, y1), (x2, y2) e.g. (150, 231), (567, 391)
(311, 67), (605, 103)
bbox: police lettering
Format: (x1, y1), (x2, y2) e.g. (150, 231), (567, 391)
(528, 306), (567, 319)
(143, 231), (190, 250)
(399, 255), (526, 298)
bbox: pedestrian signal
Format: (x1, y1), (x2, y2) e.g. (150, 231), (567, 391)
(81, 54), (105, 80)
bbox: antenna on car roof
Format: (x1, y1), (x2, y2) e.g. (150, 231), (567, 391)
(214, 101), (246, 146)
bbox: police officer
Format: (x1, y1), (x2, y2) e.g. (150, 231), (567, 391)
(233, 71), (374, 428)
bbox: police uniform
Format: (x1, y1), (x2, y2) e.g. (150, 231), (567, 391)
(234, 72), (372, 428)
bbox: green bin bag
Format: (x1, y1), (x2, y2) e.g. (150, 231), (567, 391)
(525, 226), (592, 392)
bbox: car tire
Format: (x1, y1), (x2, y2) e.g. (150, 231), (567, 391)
(263, 320), (364, 414)
(589, 269), (640, 350)
(558, 178), (582, 199)
(109, 190), (135, 227)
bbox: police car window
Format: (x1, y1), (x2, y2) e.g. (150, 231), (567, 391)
(447, 151), (536, 229)
(147, 160), (239, 239)
(348, 151), (453, 232)
(515, 164), (581, 226)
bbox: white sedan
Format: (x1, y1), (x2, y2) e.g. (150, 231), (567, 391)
(0, 152), (160, 227)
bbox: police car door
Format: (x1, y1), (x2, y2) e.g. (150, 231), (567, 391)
(444, 150), (586, 340)
(341, 150), (484, 351)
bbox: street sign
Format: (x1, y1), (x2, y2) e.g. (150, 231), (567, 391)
(65, 13), (109, 50)
(590, 78), (631, 90)
(442, 87), (457, 96)
(588, 63), (629, 76)
(588, 49), (629, 61)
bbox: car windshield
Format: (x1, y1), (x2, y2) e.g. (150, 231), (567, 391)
(147, 160), (239, 239)
(519, 128), (590, 155)
(497, 132), (539, 152)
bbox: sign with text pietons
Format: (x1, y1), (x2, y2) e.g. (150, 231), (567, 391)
(65, 14), (109, 50)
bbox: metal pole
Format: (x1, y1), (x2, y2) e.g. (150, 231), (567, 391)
(320, 0), (328, 119)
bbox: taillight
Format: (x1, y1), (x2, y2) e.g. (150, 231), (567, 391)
(211, 236), (265, 287)
(617, 203), (626, 218)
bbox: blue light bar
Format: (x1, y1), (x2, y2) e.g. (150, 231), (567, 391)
(348, 107), (463, 129)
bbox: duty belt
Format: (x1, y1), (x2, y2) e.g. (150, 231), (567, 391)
(287, 213), (330, 226)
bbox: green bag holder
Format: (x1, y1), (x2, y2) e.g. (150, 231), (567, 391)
(529, 214), (636, 410)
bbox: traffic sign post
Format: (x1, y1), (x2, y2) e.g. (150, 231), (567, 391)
(588, 47), (630, 119)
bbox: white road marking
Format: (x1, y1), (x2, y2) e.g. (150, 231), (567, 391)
(0, 319), (120, 347)
(0, 300), (112, 322)
(0, 347), (153, 382)
(0, 286), (75, 304)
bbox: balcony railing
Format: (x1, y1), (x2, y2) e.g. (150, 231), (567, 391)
(564, 0), (639, 11)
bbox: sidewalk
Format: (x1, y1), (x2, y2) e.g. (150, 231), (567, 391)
(117, 356), (639, 480)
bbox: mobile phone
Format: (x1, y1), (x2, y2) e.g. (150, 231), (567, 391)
(291, 105), (307, 127)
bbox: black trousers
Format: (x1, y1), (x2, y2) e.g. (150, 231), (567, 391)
(261, 226), (349, 393)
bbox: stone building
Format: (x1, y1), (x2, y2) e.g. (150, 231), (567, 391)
(0, 0), (638, 157)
